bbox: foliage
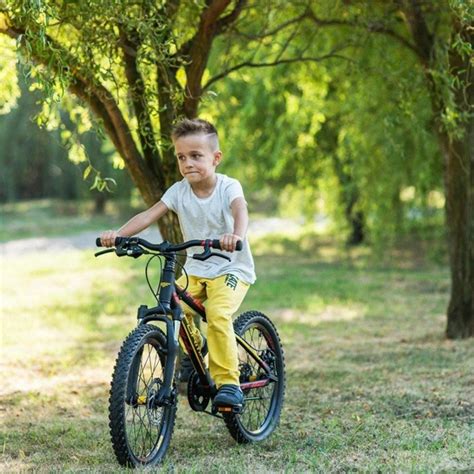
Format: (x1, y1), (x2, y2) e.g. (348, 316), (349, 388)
(0, 68), (133, 202)
(1, 0), (472, 334)
(0, 34), (19, 114)
(0, 0), (460, 241)
(205, 7), (444, 243)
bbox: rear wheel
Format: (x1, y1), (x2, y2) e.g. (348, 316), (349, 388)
(109, 324), (177, 467)
(224, 311), (285, 443)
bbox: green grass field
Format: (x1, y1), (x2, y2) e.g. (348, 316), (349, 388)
(1, 213), (473, 472)
(0, 199), (139, 241)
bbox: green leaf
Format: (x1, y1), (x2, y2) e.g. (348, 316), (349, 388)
(83, 164), (92, 180)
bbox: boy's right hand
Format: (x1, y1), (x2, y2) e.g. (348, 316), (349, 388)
(100, 230), (119, 248)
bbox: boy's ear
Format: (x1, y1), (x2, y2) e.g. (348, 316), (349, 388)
(213, 151), (222, 166)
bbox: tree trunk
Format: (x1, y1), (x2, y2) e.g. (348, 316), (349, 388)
(400, 1), (473, 338)
(128, 167), (181, 242)
(440, 120), (474, 338)
(331, 154), (365, 246)
(93, 190), (107, 214)
(346, 209), (365, 246)
(442, 17), (473, 338)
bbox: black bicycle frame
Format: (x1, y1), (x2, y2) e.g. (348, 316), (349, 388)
(134, 252), (275, 407)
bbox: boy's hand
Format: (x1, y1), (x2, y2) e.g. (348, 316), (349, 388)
(220, 233), (242, 252)
(100, 230), (119, 248)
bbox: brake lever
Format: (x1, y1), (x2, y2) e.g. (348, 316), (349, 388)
(95, 248), (115, 257)
(210, 252), (231, 262)
(192, 250), (231, 262)
(192, 248), (212, 261)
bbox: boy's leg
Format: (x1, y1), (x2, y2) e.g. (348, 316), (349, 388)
(175, 275), (207, 353)
(205, 274), (249, 387)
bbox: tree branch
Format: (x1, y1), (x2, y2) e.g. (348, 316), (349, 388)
(120, 28), (165, 189)
(203, 50), (352, 91)
(215, 0), (247, 35)
(0, 18), (160, 204)
(304, 6), (422, 60)
(182, 0), (233, 117)
(397, 0), (434, 66)
(229, 11), (310, 41)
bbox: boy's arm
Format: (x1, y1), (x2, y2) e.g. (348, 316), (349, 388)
(220, 197), (248, 252)
(100, 201), (169, 247)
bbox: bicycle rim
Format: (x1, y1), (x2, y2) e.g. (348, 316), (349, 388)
(124, 337), (168, 462)
(239, 325), (278, 433)
(225, 311), (285, 442)
(109, 324), (176, 467)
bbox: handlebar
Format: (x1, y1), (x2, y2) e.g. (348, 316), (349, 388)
(95, 237), (243, 261)
(95, 237), (242, 252)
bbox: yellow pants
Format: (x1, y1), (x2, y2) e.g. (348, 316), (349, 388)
(176, 274), (249, 387)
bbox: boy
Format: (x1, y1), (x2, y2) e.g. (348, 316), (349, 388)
(100, 118), (256, 408)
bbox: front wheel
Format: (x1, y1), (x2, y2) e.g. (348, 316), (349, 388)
(224, 311), (286, 443)
(108, 324), (177, 467)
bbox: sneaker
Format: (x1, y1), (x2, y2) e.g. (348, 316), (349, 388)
(179, 337), (208, 382)
(213, 384), (244, 407)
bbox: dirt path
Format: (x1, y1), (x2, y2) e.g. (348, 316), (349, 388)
(0, 217), (302, 255)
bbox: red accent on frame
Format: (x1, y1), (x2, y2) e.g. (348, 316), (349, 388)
(192, 297), (205, 313)
(240, 379), (271, 390)
(175, 284), (205, 314)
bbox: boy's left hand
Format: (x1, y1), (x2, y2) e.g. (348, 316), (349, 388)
(220, 233), (242, 252)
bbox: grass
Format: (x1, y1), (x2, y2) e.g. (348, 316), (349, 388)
(0, 199), (140, 241)
(1, 217), (473, 472)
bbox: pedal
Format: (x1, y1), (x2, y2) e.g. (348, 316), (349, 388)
(212, 403), (243, 415)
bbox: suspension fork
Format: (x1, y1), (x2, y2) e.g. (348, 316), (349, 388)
(126, 346), (144, 405)
(152, 254), (181, 405)
(133, 252), (183, 407)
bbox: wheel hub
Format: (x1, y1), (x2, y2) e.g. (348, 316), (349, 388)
(146, 378), (163, 426)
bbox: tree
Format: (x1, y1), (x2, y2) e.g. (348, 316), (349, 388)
(1, 1), (471, 337)
(302, 0), (473, 337)
(0, 0), (250, 241)
(0, 0), (339, 236)
(398, 1), (473, 338)
(200, 0), (473, 337)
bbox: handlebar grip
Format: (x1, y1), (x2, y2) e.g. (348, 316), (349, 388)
(211, 239), (243, 251)
(96, 237), (127, 247)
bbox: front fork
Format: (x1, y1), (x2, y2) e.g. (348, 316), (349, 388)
(128, 304), (182, 408)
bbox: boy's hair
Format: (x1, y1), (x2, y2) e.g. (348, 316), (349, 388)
(171, 118), (219, 151)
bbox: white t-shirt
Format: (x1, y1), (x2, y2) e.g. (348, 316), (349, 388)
(160, 173), (256, 284)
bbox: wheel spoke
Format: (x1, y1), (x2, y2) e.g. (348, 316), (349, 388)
(235, 321), (283, 434)
(124, 341), (166, 459)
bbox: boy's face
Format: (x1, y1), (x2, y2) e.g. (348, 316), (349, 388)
(174, 133), (222, 186)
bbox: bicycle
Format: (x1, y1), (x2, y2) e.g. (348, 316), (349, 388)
(95, 236), (286, 467)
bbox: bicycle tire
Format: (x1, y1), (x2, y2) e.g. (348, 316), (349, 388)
(224, 311), (286, 443)
(109, 324), (177, 467)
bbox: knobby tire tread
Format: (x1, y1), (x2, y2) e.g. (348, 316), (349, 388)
(224, 311), (286, 443)
(108, 324), (177, 467)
